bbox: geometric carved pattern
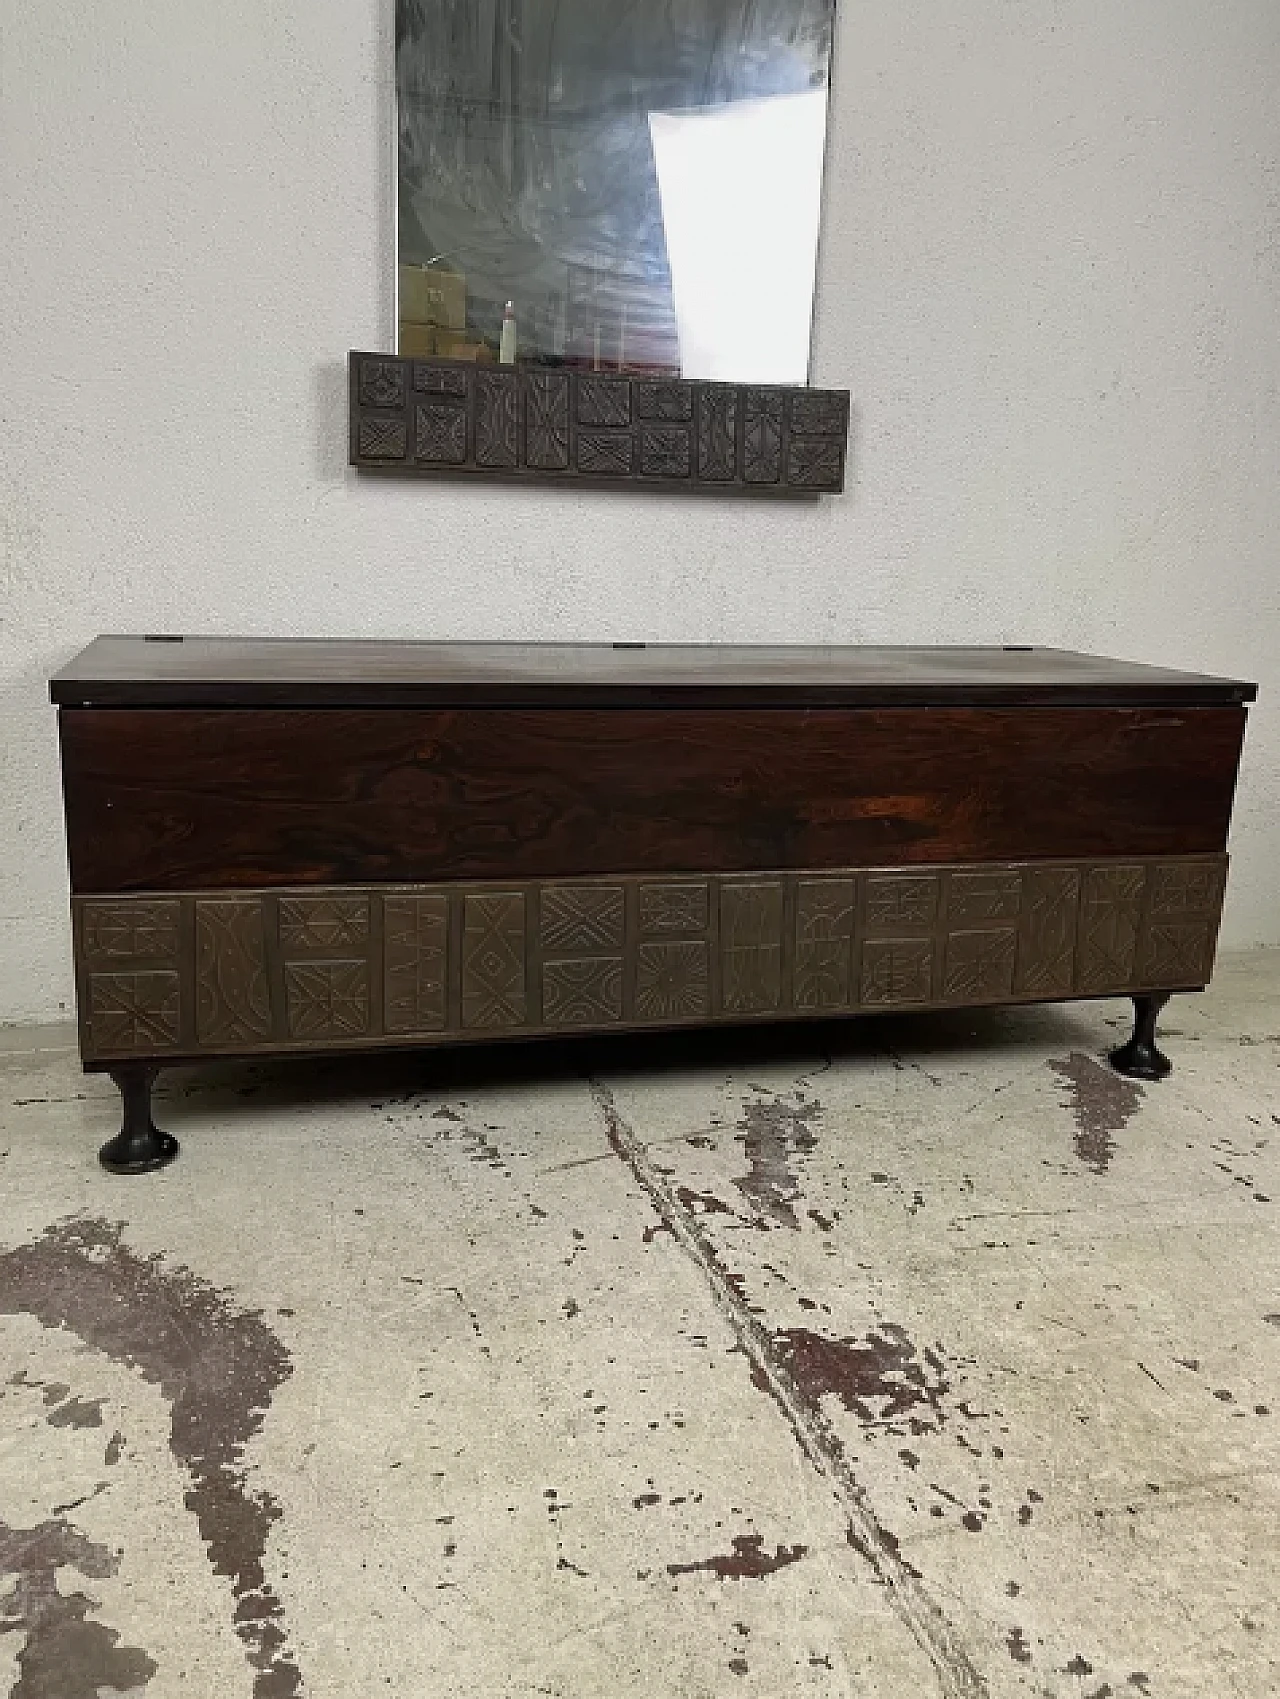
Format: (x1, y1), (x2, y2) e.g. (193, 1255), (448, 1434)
(1015, 868), (1080, 997)
(358, 416), (407, 461)
(88, 971), (180, 1054)
(861, 938), (934, 1006)
(794, 878), (855, 1010)
(415, 402), (467, 465)
(525, 372), (570, 471)
(1076, 865), (1146, 994)
(721, 881), (784, 1013)
(476, 373), (519, 468)
(942, 928), (1016, 1001)
(359, 359), (405, 409)
(790, 392), (848, 436)
(72, 857), (1227, 1061)
(461, 892), (526, 1028)
(949, 872), (1022, 925)
(637, 381), (692, 422)
(352, 354), (848, 494)
(540, 885), (625, 953)
(284, 960), (370, 1040)
(639, 882), (709, 937)
(384, 894), (448, 1033)
(1149, 862), (1221, 917)
(787, 437), (844, 491)
(194, 899), (272, 1046)
(640, 427), (692, 480)
(542, 957), (624, 1027)
(1139, 921), (1215, 987)
(577, 431), (634, 477)
(743, 390), (783, 484)
(279, 895), (370, 953)
(577, 377), (632, 427)
(866, 875), (940, 933)
(698, 390), (738, 482)
(636, 941), (710, 1021)
(82, 899), (180, 962)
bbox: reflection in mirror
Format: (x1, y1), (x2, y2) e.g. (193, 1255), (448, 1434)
(396, 1), (837, 384)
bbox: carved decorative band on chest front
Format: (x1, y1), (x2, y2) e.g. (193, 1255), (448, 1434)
(72, 856), (1226, 1063)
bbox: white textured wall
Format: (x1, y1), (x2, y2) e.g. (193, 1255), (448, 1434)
(1, 1), (1277, 1025)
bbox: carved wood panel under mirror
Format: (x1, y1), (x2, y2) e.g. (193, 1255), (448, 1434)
(395, 0), (838, 386)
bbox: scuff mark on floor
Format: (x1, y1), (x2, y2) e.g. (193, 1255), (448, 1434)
(733, 1093), (822, 1228)
(667, 1534), (807, 1581)
(0, 1513), (157, 1698)
(1048, 1054), (1144, 1173)
(0, 1216), (300, 1699)
(588, 1078), (990, 1699)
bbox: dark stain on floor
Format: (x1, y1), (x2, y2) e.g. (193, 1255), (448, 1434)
(0, 1216), (300, 1699)
(773, 1323), (952, 1432)
(733, 1094), (822, 1229)
(667, 1534), (807, 1581)
(1049, 1054), (1144, 1173)
(0, 1513), (157, 1698)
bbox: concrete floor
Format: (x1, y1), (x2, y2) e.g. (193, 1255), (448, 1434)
(1, 953), (1277, 1699)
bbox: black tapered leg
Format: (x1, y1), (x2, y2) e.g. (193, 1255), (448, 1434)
(1109, 993), (1172, 1081)
(100, 1064), (179, 1174)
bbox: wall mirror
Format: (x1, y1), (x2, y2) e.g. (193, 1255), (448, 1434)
(396, 1), (838, 386)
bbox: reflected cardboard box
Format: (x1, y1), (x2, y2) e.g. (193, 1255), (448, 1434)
(398, 265), (466, 331)
(398, 322), (493, 363)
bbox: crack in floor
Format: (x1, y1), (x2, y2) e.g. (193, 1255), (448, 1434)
(587, 1077), (989, 1699)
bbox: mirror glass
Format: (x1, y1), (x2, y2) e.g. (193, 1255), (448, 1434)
(396, 1), (837, 385)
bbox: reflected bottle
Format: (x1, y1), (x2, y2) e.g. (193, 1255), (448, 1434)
(499, 301), (517, 366)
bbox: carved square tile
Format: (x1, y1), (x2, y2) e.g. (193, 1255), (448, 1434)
(640, 426), (692, 480)
(1138, 921), (1215, 987)
(279, 895), (370, 953)
(384, 894), (448, 1034)
(414, 364), (468, 396)
(577, 431), (634, 476)
(860, 938), (934, 1007)
(789, 392), (847, 437)
(636, 942), (709, 1021)
(948, 871), (1022, 925)
(359, 358), (405, 409)
(1149, 862), (1222, 918)
(358, 416), (408, 461)
(82, 899), (180, 963)
(865, 875), (940, 934)
(540, 885), (625, 952)
(637, 381), (692, 422)
(638, 882), (709, 937)
(285, 960), (370, 1040)
(415, 402), (467, 465)
(577, 376), (632, 427)
(787, 436), (844, 491)
(542, 957), (624, 1027)
(88, 971), (180, 1054)
(942, 929), (1016, 1002)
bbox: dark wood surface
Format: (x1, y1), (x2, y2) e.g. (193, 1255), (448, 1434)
(50, 637), (1258, 709)
(59, 705), (1248, 893)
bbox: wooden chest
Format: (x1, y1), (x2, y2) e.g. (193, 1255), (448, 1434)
(50, 637), (1255, 1171)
